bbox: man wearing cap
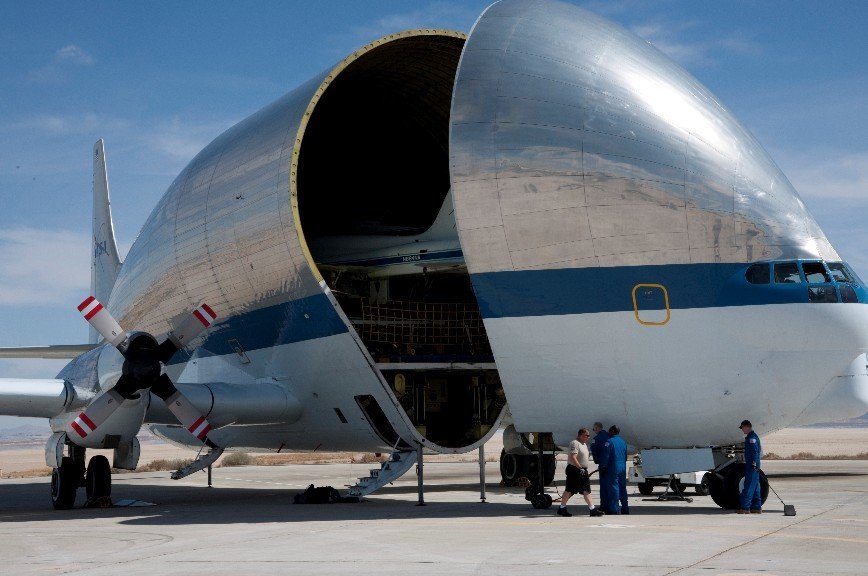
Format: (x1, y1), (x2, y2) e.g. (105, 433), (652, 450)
(739, 419), (762, 514)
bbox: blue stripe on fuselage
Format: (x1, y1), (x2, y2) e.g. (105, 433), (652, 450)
(469, 263), (863, 319)
(165, 263), (864, 364)
(324, 249), (464, 268)
(167, 292), (348, 364)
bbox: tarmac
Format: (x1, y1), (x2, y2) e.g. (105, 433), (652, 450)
(1, 459), (866, 575)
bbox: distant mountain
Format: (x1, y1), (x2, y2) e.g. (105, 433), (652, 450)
(0, 419), (163, 444)
(0, 420), (49, 441)
(801, 413), (868, 428)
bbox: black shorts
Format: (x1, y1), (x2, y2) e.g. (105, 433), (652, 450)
(565, 464), (591, 494)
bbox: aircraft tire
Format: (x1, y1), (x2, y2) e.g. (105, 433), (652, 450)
(525, 454), (556, 486)
(637, 481), (655, 496)
(726, 467), (769, 508)
(51, 457), (78, 510)
(708, 470), (731, 509)
(710, 466), (769, 509)
(499, 450), (529, 483)
(85, 455), (112, 500)
(542, 455), (556, 486)
(531, 493), (550, 509)
(669, 478), (687, 494)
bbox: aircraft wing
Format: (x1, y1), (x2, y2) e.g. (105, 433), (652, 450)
(0, 344), (97, 359)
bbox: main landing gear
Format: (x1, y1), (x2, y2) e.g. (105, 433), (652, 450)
(707, 462), (769, 510)
(499, 449), (556, 486)
(51, 445), (112, 510)
(500, 428), (558, 510)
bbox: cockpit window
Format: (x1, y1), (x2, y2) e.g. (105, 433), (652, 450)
(745, 263), (770, 284)
(773, 262), (801, 284)
(802, 262), (830, 283)
(827, 262), (854, 283)
(808, 286), (838, 303)
(840, 285), (858, 303)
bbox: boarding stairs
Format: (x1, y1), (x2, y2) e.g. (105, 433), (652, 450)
(347, 450), (417, 498)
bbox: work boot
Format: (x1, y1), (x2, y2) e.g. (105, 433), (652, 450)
(750, 509), (762, 514)
(557, 507), (572, 517)
(737, 509), (749, 514)
(589, 508), (604, 517)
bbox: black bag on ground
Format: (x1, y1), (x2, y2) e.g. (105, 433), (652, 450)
(294, 484), (342, 504)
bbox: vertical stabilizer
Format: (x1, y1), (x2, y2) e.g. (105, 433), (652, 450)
(90, 139), (122, 344)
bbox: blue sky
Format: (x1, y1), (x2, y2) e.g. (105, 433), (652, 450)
(0, 0), (866, 404)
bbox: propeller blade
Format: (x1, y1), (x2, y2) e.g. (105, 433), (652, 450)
(152, 373), (216, 445)
(66, 375), (141, 440)
(159, 303), (217, 362)
(78, 296), (127, 347)
(68, 388), (125, 439)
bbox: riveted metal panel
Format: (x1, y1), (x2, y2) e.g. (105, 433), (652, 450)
(450, 0), (839, 275)
(110, 30), (467, 346)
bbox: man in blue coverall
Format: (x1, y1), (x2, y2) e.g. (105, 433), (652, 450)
(739, 419), (762, 514)
(605, 425), (630, 515)
(590, 422), (610, 511)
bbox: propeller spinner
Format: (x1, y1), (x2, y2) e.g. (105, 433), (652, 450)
(69, 297), (219, 448)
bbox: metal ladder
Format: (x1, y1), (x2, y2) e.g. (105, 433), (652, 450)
(347, 450), (417, 498)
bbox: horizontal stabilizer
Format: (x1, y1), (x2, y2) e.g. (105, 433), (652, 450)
(0, 344), (97, 359)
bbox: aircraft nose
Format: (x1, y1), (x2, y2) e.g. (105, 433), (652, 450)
(832, 304), (868, 353)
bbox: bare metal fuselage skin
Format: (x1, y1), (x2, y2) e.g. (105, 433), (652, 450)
(79, 0), (866, 453)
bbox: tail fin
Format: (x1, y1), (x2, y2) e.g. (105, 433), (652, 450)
(423, 188), (457, 241)
(90, 139), (122, 344)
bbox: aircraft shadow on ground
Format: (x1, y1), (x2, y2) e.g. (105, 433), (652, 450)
(764, 471), (868, 479)
(0, 480), (731, 525)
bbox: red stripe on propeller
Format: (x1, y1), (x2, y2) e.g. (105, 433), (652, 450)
(77, 296), (96, 312)
(197, 424), (212, 440)
(70, 421), (87, 438)
(188, 415), (206, 433)
(200, 303), (216, 320)
(83, 302), (104, 321)
(78, 412), (97, 431)
(192, 309), (210, 328)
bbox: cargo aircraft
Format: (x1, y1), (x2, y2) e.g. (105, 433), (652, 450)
(2, 0), (867, 511)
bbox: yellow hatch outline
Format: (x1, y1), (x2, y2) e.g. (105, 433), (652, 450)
(632, 283), (671, 326)
(289, 29), (467, 284)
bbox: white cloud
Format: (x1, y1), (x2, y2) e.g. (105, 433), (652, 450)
(28, 44), (95, 84)
(776, 148), (868, 279)
(630, 20), (760, 68)
(11, 113), (129, 136)
(631, 22), (708, 65)
(55, 45), (95, 66)
(4, 111), (230, 175)
(143, 116), (231, 163)
(783, 151), (868, 202)
(0, 228), (89, 305)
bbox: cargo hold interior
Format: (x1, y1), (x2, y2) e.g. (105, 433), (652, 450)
(296, 34), (504, 449)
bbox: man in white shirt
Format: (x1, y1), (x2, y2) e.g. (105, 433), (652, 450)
(557, 428), (605, 517)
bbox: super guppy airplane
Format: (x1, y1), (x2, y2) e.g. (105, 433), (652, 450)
(1, 0), (866, 511)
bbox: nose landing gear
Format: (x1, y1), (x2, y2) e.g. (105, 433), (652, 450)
(707, 462), (769, 510)
(85, 455), (112, 502)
